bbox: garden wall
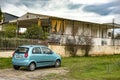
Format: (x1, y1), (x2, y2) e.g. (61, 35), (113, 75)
(48, 44), (120, 57)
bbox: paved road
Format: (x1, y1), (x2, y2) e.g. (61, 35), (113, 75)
(0, 51), (13, 57)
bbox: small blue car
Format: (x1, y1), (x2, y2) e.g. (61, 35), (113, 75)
(12, 45), (61, 71)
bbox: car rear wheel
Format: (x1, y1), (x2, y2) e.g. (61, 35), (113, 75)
(28, 63), (36, 71)
(55, 60), (61, 67)
(13, 65), (20, 70)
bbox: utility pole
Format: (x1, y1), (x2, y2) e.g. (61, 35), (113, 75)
(112, 19), (115, 54)
(0, 6), (2, 22)
(113, 19), (115, 46)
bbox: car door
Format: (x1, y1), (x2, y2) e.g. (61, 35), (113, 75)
(31, 47), (44, 67)
(41, 47), (55, 66)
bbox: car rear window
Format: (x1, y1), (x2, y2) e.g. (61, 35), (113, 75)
(15, 47), (29, 53)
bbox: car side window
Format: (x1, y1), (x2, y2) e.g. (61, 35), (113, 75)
(41, 47), (52, 54)
(32, 47), (41, 54)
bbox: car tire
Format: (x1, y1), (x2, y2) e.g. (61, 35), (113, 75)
(55, 60), (61, 67)
(28, 63), (36, 71)
(13, 65), (20, 70)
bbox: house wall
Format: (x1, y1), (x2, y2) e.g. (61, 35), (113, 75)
(93, 38), (112, 45)
(49, 21), (117, 56)
(91, 24), (99, 37)
(83, 23), (91, 36)
(59, 20), (112, 46)
(49, 18), (114, 47)
(63, 21), (112, 46)
(77, 22), (83, 35)
(64, 20), (73, 35)
(75, 22), (109, 39)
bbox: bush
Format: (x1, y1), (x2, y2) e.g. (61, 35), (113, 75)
(4, 24), (17, 38)
(0, 31), (4, 37)
(25, 25), (48, 39)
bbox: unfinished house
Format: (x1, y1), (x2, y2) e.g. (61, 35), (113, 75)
(8, 12), (120, 56)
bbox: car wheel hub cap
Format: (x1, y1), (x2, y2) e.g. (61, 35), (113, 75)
(30, 64), (35, 70)
(56, 61), (60, 66)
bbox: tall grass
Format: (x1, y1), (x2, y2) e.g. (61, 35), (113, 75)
(62, 55), (120, 80)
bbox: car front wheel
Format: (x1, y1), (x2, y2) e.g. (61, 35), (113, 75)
(28, 63), (36, 71)
(13, 65), (20, 70)
(55, 60), (61, 67)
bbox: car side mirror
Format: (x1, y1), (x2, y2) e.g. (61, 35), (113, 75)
(48, 51), (53, 54)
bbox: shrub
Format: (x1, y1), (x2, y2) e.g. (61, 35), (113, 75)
(4, 24), (17, 38)
(25, 25), (48, 40)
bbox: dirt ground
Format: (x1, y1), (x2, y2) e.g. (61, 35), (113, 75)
(0, 51), (68, 80)
(0, 67), (68, 80)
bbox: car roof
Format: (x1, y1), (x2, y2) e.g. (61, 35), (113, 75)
(19, 45), (47, 48)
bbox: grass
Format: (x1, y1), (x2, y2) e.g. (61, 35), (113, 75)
(0, 57), (12, 69)
(0, 55), (120, 80)
(61, 55), (120, 80)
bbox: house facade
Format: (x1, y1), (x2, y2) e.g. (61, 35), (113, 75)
(8, 12), (120, 56)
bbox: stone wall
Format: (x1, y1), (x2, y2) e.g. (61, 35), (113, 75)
(0, 25), (2, 31)
(48, 44), (120, 57)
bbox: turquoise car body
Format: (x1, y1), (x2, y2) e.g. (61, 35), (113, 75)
(12, 45), (61, 68)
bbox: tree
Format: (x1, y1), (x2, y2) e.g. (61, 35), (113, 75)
(78, 33), (93, 56)
(65, 36), (78, 56)
(65, 33), (93, 57)
(4, 24), (17, 38)
(0, 7), (2, 22)
(25, 25), (48, 39)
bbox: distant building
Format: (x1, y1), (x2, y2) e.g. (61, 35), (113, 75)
(0, 12), (19, 31)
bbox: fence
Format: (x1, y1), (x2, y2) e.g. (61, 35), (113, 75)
(1, 34), (120, 50)
(0, 38), (48, 50)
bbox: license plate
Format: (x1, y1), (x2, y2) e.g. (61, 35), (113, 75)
(16, 55), (23, 58)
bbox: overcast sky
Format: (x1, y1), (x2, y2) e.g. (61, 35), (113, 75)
(0, 0), (120, 24)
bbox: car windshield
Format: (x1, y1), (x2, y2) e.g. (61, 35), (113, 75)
(15, 47), (29, 53)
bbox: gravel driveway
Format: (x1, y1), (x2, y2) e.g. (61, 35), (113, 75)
(0, 51), (68, 80)
(0, 67), (68, 80)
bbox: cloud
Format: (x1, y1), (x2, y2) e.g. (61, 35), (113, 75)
(69, 0), (113, 5)
(83, 0), (120, 16)
(83, 4), (112, 16)
(67, 3), (82, 10)
(0, 0), (120, 24)
(2, 3), (27, 16)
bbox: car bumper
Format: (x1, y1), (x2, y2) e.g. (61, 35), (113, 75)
(12, 59), (29, 66)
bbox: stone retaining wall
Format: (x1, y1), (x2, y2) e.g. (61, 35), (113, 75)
(0, 51), (13, 57)
(48, 45), (120, 57)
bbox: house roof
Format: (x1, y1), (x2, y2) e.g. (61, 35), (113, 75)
(3, 12), (19, 23)
(103, 23), (120, 28)
(24, 12), (94, 24)
(9, 12), (120, 28)
(18, 12), (99, 27)
(23, 12), (120, 27)
(16, 12), (90, 23)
